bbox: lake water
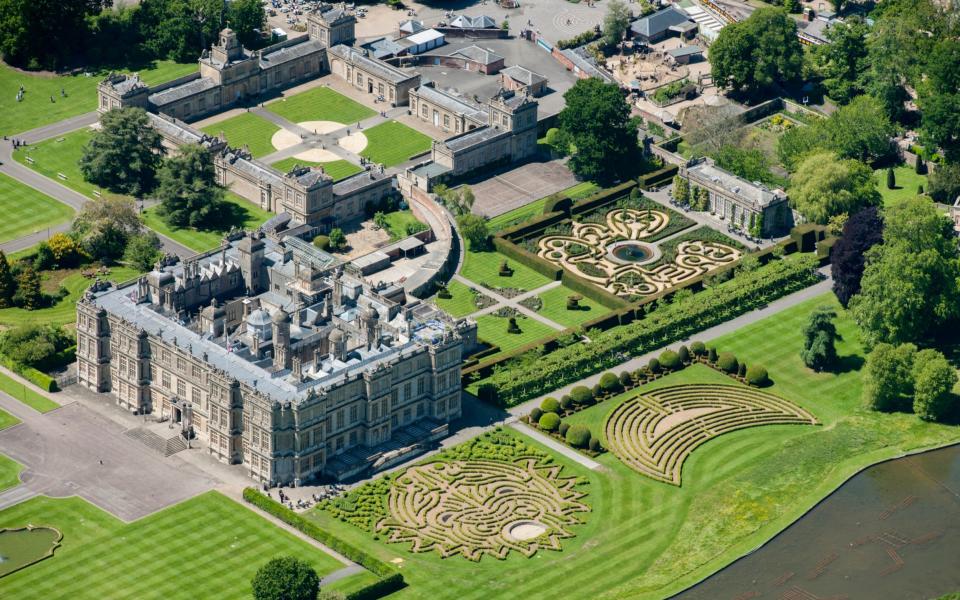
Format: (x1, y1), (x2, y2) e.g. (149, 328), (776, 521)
(674, 444), (960, 600)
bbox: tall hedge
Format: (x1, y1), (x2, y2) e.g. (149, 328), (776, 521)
(480, 255), (820, 405)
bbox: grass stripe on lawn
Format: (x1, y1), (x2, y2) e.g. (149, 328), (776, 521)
(359, 120), (433, 167)
(200, 112), (280, 158)
(0, 172), (74, 243)
(269, 157), (363, 181)
(266, 86), (375, 124)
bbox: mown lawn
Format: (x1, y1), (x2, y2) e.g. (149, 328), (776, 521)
(460, 249), (553, 291)
(0, 265), (140, 328)
(0, 453), (21, 491)
(474, 314), (558, 359)
(0, 172), (75, 243)
(0, 370), (59, 413)
(0, 60), (196, 136)
(0, 407), (20, 430)
(381, 209), (427, 241)
(269, 157), (362, 181)
(486, 181), (600, 233)
(302, 294), (960, 600)
(875, 165), (929, 207)
(200, 112), (279, 158)
(433, 280), (484, 318)
(141, 193), (273, 253)
(536, 285), (609, 328)
(13, 127), (109, 199)
(359, 121), (432, 167)
(266, 86), (375, 124)
(0, 492), (344, 599)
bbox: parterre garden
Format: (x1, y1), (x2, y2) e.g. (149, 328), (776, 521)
(0, 491), (355, 598)
(304, 295), (960, 600)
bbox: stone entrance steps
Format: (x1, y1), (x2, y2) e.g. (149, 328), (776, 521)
(124, 427), (187, 457)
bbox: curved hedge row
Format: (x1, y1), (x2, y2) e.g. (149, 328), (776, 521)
(482, 254), (820, 405)
(242, 488), (404, 599)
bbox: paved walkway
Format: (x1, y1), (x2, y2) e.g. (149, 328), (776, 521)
(505, 272), (834, 417)
(508, 422), (602, 470)
(0, 116), (197, 257)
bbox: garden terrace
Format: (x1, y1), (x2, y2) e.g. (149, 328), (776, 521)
(605, 384), (817, 485)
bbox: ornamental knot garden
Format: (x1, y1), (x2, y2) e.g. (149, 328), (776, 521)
(536, 208), (742, 298)
(377, 458), (589, 561)
(605, 384), (818, 485)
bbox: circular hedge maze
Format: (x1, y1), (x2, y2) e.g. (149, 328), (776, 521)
(537, 209), (740, 298)
(605, 384), (818, 485)
(377, 458), (590, 561)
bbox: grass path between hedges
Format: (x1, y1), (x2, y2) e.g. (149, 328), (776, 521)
(0, 491), (345, 599)
(301, 293), (960, 600)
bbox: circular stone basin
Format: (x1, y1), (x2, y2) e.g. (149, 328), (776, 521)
(505, 521), (548, 541)
(607, 241), (660, 265)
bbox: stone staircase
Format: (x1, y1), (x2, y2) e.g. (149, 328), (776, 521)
(124, 427), (188, 457)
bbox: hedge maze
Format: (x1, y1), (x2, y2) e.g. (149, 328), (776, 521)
(377, 458), (589, 561)
(537, 208), (741, 298)
(605, 384), (817, 485)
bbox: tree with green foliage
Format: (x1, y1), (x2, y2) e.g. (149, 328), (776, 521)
(538, 412), (560, 432)
(714, 145), (778, 186)
(602, 0), (632, 47)
(0, 324), (72, 369)
(919, 38), (960, 163)
(328, 228), (346, 251)
(540, 397), (560, 414)
(863, 342), (917, 412)
(566, 424), (592, 448)
(13, 265), (42, 310)
(886, 167), (896, 189)
(373, 211), (388, 230)
(777, 97), (894, 169)
(227, 0), (265, 48)
(156, 143), (227, 228)
(0, 0), (103, 69)
(672, 176), (689, 204)
(72, 197), (144, 261)
(251, 556), (319, 600)
(789, 152), (881, 224)
(813, 17), (869, 103)
(123, 232), (163, 272)
(138, 0), (226, 63)
(912, 349), (958, 422)
(800, 305), (839, 371)
(457, 213), (489, 251)
(80, 108), (165, 196)
(927, 162), (960, 204)
(0, 251), (13, 308)
(709, 8), (802, 97)
(851, 197), (960, 347)
(558, 78), (643, 184)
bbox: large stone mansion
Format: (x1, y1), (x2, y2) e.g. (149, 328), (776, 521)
(77, 231), (477, 485)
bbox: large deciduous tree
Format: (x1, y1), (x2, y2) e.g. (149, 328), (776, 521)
(831, 206), (883, 307)
(457, 214), (489, 251)
(602, 0), (632, 47)
(800, 305), (839, 371)
(80, 107), (165, 196)
(251, 556), (319, 600)
(851, 197), (960, 347)
(227, 0), (266, 48)
(862, 342), (917, 412)
(788, 151), (881, 224)
(814, 16), (869, 103)
(559, 78), (642, 184)
(156, 143), (227, 228)
(927, 162), (960, 204)
(138, 0), (224, 63)
(71, 196), (144, 261)
(0, 0), (104, 69)
(709, 7), (802, 97)
(912, 349), (958, 422)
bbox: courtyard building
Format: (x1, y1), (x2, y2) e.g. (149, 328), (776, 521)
(681, 158), (793, 236)
(76, 231), (477, 485)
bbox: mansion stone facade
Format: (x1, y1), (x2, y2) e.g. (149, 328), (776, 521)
(77, 232), (477, 484)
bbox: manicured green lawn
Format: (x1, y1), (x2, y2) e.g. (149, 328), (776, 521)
(433, 280), (484, 318)
(141, 193), (273, 253)
(0, 492), (344, 599)
(359, 121), (432, 167)
(460, 249), (554, 291)
(486, 182), (600, 233)
(200, 112), (280, 158)
(474, 314), (558, 358)
(0, 60), (196, 136)
(0, 453), (22, 491)
(0, 407), (20, 430)
(875, 165), (929, 206)
(267, 86), (375, 125)
(381, 209), (427, 241)
(537, 285), (610, 328)
(0, 369), (59, 413)
(13, 127), (109, 199)
(0, 172), (75, 243)
(301, 294), (960, 600)
(269, 157), (362, 181)
(0, 265), (140, 328)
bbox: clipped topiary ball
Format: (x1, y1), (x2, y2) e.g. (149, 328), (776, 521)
(560, 395), (574, 411)
(659, 350), (681, 370)
(746, 364), (769, 386)
(566, 424), (591, 448)
(691, 341), (706, 356)
(588, 436), (601, 452)
(648, 358), (661, 373)
(599, 371), (621, 393)
(678, 345), (690, 363)
(559, 422), (570, 437)
(570, 386), (593, 405)
(717, 352), (739, 373)
(540, 397), (561, 414)
(529, 407), (543, 423)
(538, 412), (561, 432)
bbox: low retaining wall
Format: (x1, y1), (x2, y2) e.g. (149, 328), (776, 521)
(402, 181), (458, 298)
